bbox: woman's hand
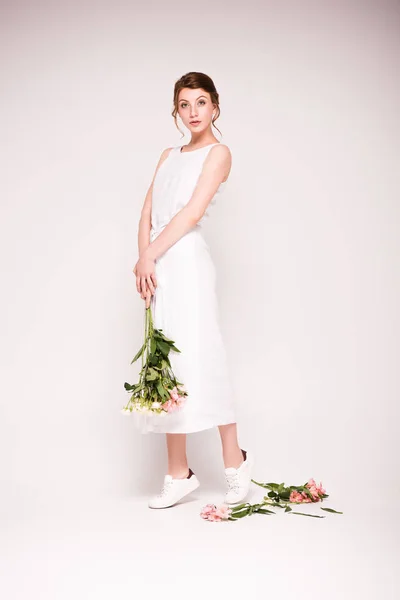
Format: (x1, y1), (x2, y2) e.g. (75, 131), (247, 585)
(142, 284), (152, 309)
(133, 251), (157, 307)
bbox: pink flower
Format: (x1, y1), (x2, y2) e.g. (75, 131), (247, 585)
(200, 504), (217, 519)
(170, 387), (180, 401)
(208, 512), (222, 522)
(290, 489), (316, 504)
(161, 387), (186, 413)
(301, 492), (313, 503)
(200, 503), (231, 522)
(307, 485), (320, 501)
(289, 490), (304, 503)
(215, 503), (232, 519)
(162, 399), (178, 413)
(305, 478), (326, 500)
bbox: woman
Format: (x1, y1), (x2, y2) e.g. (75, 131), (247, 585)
(133, 72), (254, 509)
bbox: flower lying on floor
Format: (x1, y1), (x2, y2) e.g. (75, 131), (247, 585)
(201, 502), (274, 522)
(122, 306), (187, 415)
(200, 478), (343, 522)
(200, 503), (233, 521)
(252, 477), (329, 505)
(289, 478), (326, 503)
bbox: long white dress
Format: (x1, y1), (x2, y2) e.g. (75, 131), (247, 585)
(133, 142), (237, 434)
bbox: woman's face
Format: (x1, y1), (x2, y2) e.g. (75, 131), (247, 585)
(177, 88), (214, 133)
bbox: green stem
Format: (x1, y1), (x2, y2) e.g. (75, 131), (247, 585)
(140, 307), (151, 390)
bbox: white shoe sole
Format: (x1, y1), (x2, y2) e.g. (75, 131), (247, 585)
(148, 476), (200, 509)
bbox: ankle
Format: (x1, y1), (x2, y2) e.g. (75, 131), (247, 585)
(224, 447), (246, 469)
(169, 467), (191, 479)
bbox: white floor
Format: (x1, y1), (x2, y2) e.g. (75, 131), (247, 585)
(1, 485), (398, 599)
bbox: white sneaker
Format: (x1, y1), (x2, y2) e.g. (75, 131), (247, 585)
(223, 449), (254, 505)
(148, 468), (200, 509)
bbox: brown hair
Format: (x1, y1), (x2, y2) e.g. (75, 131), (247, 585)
(172, 72), (222, 138)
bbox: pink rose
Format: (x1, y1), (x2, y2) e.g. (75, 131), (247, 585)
(307, 486), (320, 501)
(200, 503), (231, 522)
(169, 387), (180, 401)
(289, 491), (304, 503)
(200, 503), (216, 518)
(208, 513), (222, 522)
(176, 395), (185, 407)
(200, 504), (218, 520)
(301, 492), (313, 503)
(162, 399), (177, 413)
(305, 478), (326, 500)
(215, 503), (232, 519)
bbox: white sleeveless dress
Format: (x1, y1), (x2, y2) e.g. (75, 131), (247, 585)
(133, 142), (237, 434)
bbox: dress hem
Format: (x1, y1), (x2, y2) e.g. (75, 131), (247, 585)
(137, 417), (238, 435)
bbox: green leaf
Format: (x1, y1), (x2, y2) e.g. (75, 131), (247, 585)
(228, 503), (249, 511)
(284, 505), (292, 512)
(145, 368), (159, 381)
(156, 380), (169, 399)
(267, 501), (287, 508)
(288, 512), (325, 518)
(131, 344), (145, 363)
(156, 331), (174, 343)
(157, 340), (171, 356)
(229, 509), (249, 519)
(251, 479), (271, 489)
(169, 344), (181, 353)
(150, 338), (157, 354)
(320, 507), (343, 514)
(256, 508), (275, 515)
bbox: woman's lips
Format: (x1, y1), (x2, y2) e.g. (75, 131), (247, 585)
(190, 121), (201, 126)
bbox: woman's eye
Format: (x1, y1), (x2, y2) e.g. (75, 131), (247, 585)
(180, 100), (206, 108)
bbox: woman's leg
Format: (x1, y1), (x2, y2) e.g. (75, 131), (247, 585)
(218, 423), (244, 468)
(166, 433), (190, 478)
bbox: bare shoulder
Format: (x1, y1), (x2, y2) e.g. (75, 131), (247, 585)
(153, 146), (174, 172)
(206, 143), (232, 166)
(204, 144), (232, 183)
(159, 146), (174, 163)
(149, 147), (174, 188)
(208, 143), (231, 158)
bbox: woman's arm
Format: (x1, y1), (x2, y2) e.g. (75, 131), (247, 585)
(134, 147), (173, 306)
(144, 144), (231, 263)
(137, 147), (174, 257)
(134, 144), (231, 304)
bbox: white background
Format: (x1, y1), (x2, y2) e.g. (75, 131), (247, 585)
(1, 1), (399, 598)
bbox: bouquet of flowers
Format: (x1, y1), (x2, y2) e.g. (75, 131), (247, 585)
(122, 306), (187, 415)
(201, 478), (343, 522)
